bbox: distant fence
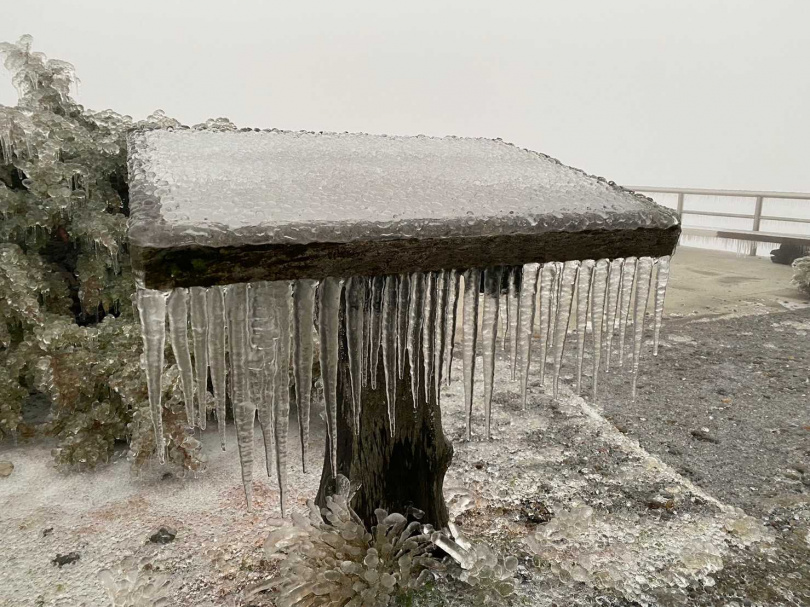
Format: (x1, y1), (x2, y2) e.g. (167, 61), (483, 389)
(626, 186), (810, 256)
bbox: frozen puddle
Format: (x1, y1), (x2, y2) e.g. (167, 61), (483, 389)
(0, 353), (772, 607)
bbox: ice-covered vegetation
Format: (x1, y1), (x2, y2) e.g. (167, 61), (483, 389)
(792, 255), (810, 296)
(0, 35), (209, 467)
(257, 475), (516, 606)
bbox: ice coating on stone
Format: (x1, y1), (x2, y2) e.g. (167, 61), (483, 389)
(369, 276), (384, 390)
(632, 257), (655, 399)
(319, 277), (343, 478)
(535, 263), (555, 387)
(247, 282), (278, 480)
(551, 261), (578, 400)
(421, 272), (436, 402)
(166, 288), (194, 427)
(589, 260), (609, 398)
(136, 289), (167, 464)
(270, 281), (293, 516)
(575, 260), (595, 394)
(345, 277), (365, 431)
(445, 270), (461, 385)
(506, 268), (520, 380)
(206, 286), (228, 450)
(406, 272), (424, 407)
(617, 257), (637, 367)
(517, 264), (540, 409)
(224, 284), (254, 509)
(189, 287), (209, 429)
(604, 258), (623, 370)
(396, 273), (410, 380)
(653, 255), (671, 356)
(462, 269), (481, 439)
(292, 279), (317, 470)
(381, 275), (398, 434)
(432, 271), (448, 405)
(481, 267), (502, 440)
(128, 130), (678, 251)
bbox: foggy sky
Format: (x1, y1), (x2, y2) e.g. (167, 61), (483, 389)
(3, 0), (809, 192)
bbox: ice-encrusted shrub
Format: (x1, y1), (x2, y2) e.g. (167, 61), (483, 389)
(0, 34), (214, 467)
(260, 477), (517, 607)
(262, 476), (442, 606)
(98, 556), (172, 607)
(792, 255), (810, 296)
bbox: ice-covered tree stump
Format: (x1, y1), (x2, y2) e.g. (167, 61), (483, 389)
(127, 129), (679, 528)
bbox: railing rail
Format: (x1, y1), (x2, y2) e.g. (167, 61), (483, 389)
(624, 186), (810, 255)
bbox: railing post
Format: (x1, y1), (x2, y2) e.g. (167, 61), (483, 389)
(750, 195), (764, 256)
(676, 192), (684, 219)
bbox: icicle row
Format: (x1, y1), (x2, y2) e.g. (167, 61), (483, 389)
(136, 253), (673, 514)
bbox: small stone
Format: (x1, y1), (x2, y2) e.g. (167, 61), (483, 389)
(690, 429), (720, 444)
(52, 552), (80, 567)
(0, 461), (13, 477)
(149, 527), (177, 544)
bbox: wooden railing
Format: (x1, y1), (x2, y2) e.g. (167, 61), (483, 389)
(625, 186), (810, 255)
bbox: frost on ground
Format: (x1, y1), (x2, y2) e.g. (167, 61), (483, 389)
(0, 345), (786, 607)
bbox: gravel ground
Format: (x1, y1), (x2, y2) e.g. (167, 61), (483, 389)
(592, 308), (810, 519)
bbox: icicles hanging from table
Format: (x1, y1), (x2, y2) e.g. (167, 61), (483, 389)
(517, 264), (540, 409)
(134, 252), (673, 513)
(137, 289), (168, 464)
(166, 288), (195, 427)
(480, 267), (502, 440)
(631, 257), (655, 399)
(292, 279), (316, 471)
(462, 268), (481, 439)
(653, 256), (671, 356)
(189, 287), (209, 429)
(318, 277), (342, 479)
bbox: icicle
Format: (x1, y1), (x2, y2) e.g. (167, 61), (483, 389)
(319, 277), (343, 478)
(206, 287), (227, 450)
(551, 261), (578, 399)
(501, 270), (510, 352)
(381, 275), (398, 434)
(137, 289), (168, 464)
(396, 273), (410, 380)
(481, 267), (502, 440)
(345, 277), (366, 433)
(545, 263), (561, 359)
(422, 272), (437, 402)
(369, 276), (384, 389)
(617, 257), (637, 367)
(653, 256), (671, 355)
(603, 258), (624, 371)
(225, 284), (254, 510)
(432, 271), (448, 405)
(507, 268), (520, 380)
(167, 289), (195, 427)
(406, 272), (424, 407)
(536, 263), (555, 388)
(632, 258), (654, 399)
(248, 282), (278, 481)
(575, 260), (595, 395)
(292, 279), (317, 471)
(270, 282), (292, 516)
(362, 278), (371, 389)
(517, 264), (539, 409)
(590, 260), (609, 399)
(445, 270), (461, 385)
(462, 268), (481, 438)
(189, 287), (209, 429)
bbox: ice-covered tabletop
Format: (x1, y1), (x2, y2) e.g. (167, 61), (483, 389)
(127, 129), (678, 250)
